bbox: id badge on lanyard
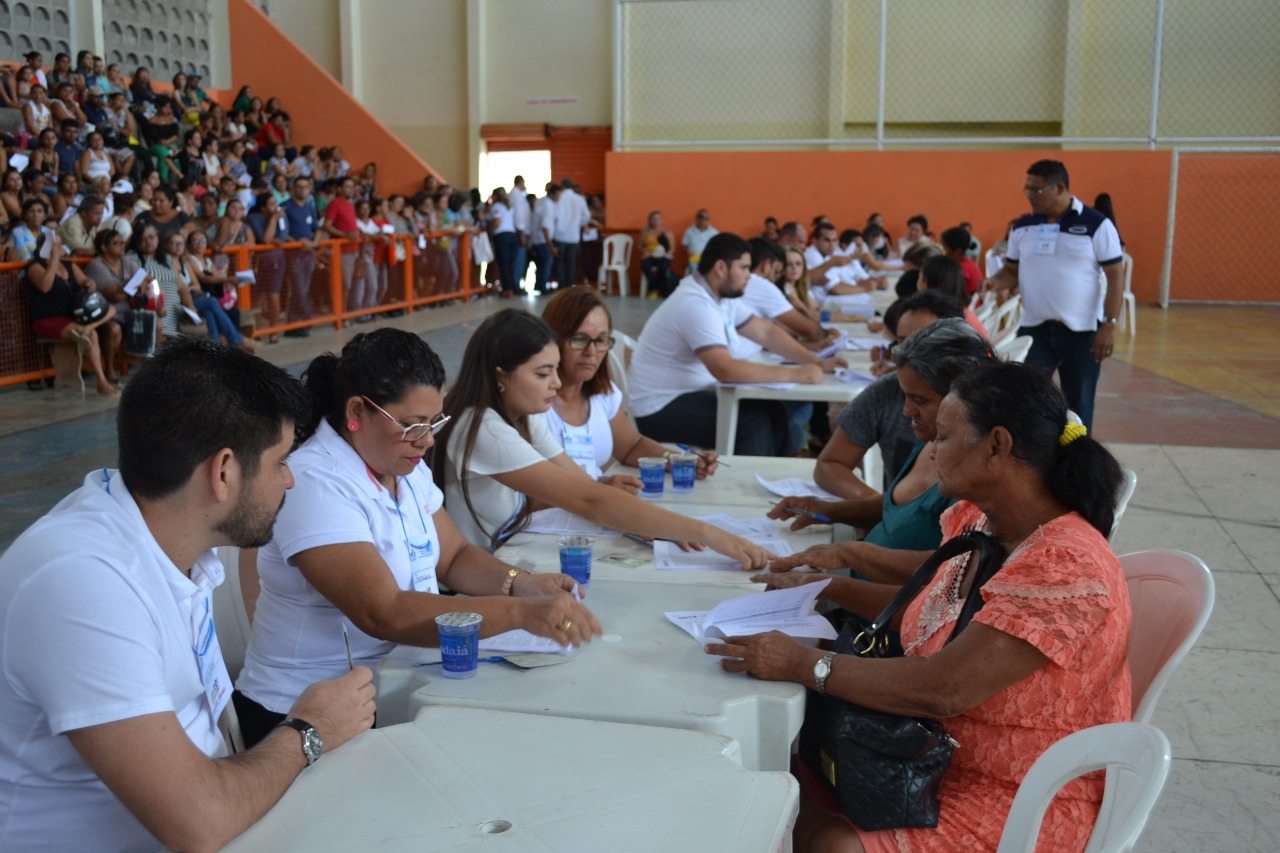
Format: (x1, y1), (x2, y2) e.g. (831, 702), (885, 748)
(1035, 223), (1059, 255)
(408, 536), (439, 594)
(562, 425), (598, 475)
(191, 596), (232, 726)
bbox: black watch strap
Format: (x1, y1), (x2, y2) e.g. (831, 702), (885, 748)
(277, 717), (322, 765)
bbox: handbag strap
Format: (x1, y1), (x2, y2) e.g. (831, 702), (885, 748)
(849, 528), (1004, 655)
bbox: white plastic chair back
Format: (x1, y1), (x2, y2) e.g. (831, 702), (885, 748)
(1109, 468), (1138, 542)
(1120, 252), (1136, 336)
(985, 248), (1005, 278)
(986, 294), (1022, 345)
(601, 234), (635, 296)
(213, 546), (253, 681)
(858, 443), (883, 492)
(1120, 550), (1215, 723)
(996, 722), (1171, 853)
(996, 334), (1034, 363)
(608, 330), (640, 429)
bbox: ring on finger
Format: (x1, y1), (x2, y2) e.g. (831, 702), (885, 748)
(555, 618), (572, 633)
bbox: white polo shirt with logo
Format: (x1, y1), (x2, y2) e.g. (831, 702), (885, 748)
(1006, 196), (1123, 332)
(733, 273), (794, 359)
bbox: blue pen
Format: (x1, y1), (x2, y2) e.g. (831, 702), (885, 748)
(675, 444), (731, 467)
(781, 505), (833, 524)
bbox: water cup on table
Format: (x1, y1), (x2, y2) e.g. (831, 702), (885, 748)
(820, 309), (832, 324)
(435, 612), (482, 679)
(638, 456), (667, 499)
(557, 535), (593, 591)
(669, 453), (698, 493)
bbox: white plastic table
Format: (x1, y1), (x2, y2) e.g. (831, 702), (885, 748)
(221, 707), (799, 852)
(714, 351), (875, 454)
(394, 580), (808, 771)
(497, 499), (832, 587)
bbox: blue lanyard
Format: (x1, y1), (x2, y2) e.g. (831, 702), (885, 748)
(191, 596), (214, 658)
(388, 476), (429, 554)
(101, 467), (111, 494)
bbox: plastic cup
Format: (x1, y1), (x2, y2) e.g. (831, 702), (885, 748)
(436, 612), (482, 679)
(558, 536), (593, 591)
(638, 456), (667, 499)
(670, 453), (697, 493)
(820, 309), (832, 323)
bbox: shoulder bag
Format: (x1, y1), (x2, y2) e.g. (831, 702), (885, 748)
(798, 528), (1005, 830)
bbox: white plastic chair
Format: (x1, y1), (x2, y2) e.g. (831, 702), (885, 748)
(600, 234), (635, 296)
(985, 247), (1005, 278)
(986, 294), (1022, 345)
(996, 722), (1171, 853)
(213, 545), (254, 754)
(1109, 468), (1138, 543)
(1119, 252), (1136, 337)
(1119, 550), (1215, 723)
(996, 334), (1034, 363)
(608, 330), (640, 429)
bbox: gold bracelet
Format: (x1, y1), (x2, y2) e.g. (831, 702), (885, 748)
(501, 567), (522, 596)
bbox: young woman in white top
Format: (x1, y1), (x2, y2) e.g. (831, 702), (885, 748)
(487, 187), (520, 297)
(77, 131), (116, 183)
(234, 328), (599, 747)
(540, 286), (718, 491)
(434, 308), (771, 566)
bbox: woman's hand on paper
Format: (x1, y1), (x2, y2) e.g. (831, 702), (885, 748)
(705, 631), (813, 682)
(598, 473), (643, 496)
(750, 570), (831, 591)
(518, 594), (601, 647)
(706, 530), (772, 570)
(766, 542), (855, 573)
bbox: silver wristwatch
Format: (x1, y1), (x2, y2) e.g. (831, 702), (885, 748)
(813, 651), (837, 697)
(278, 717), (323, 765)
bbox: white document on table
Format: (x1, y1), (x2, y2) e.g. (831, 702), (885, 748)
(479, 629), (572, 655)
(835, 367), (876, 385)
(695, 513), (780, 539)
(845, 336), (889, 351)
(122, 267), (147, 297)
(654, 537), (792, 571)
(234, 270), (256, 283)
(755, 473), (840, 501)
(815, 332), (849, 360)
(717, 381), (798, 389)
(665, 579), (836, 642)
(523, 507), (616, 536)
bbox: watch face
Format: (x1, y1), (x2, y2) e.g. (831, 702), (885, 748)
(302, 728), (323, 763)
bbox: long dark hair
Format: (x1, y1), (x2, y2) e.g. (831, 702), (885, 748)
(299, 328), (446, 442)
(432, 309), (558, 545)
(541, 286), (613, 398)
(949, 362), (1123, 536)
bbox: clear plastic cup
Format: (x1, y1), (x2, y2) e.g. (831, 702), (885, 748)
(638, 456), (666, 499)
(670, 453), (698, 492)
(435, 612), (482, 679)
(557, 535), (593, 591)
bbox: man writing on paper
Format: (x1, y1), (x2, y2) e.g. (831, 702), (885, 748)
(0, 338), (375, 853)
(628, 232), (847, 457)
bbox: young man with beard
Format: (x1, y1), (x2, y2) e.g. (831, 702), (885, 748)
(0, 338), (375, 853)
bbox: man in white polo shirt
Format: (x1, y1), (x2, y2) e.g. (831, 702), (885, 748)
(803, 222), (872, 302)
(628, 232), (845, 456)
(985, 159), (1123, 430)
(551, 178), (590, 289)
(735, 237), (831, 360)
(0, 338), (375, 853)
(681, 208), (719, 273)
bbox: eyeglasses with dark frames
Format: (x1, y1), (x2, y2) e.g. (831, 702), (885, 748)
(566, 333), (615, 352)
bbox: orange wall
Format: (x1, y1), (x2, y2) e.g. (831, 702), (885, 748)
(227, 0), (443, 194)
(606, 150), (1172, 303)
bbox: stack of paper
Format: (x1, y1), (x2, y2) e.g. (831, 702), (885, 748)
(755, 474), (840, 501)
(834, 367), (876, 386)
(844, 336), (890, 351)
(717, 381), (798, 389)
(479, 629), (572, 655)
(523, 507), (616, 536)
(653, 514), (792, 571)
(665, 579), (836, 642)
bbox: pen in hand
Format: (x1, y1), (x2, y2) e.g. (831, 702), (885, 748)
(777, 504), (833, 524)
(342, 623), (354, 672)
(676, 443), (730, 467)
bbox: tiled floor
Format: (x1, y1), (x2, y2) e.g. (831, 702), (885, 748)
(0, 295), (1277, 851)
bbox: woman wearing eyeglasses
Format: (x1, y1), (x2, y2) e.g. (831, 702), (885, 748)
(433, 308), (769, 568)
(234, 328), (601, 747)
(541, 286), (718, 494)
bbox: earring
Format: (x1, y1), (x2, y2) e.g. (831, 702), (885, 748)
(497, 385), (505, 393)
(347, 420), (360, 432)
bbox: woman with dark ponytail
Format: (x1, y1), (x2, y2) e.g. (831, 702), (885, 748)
(713, 361), (1131, 851)
(234, 328), (600, 748)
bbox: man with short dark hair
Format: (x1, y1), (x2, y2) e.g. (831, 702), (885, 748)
(0, 338), (375, 852)
(680, 208), (718, 273)
(941, 225), (983, 296)
(804, 222), (871, 300)
(629, 232), (845, 456)
(322, 176), (360, 306)
(281, 175), (319, 336)
(53, 119), (84, 176)
(550, 178), (589, 288)
(57, 195), (105, 256)
(984, 159), (1123, 430)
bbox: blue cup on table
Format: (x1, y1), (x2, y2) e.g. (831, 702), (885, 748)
(557, 536), (593, 591)
(820, 309), (832, 323)
(638, 456), (666, 499)
(670, 453), (697, 493)
(435, 612), (482, 679)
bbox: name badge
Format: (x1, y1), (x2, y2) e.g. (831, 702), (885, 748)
(562, 426), (602, 479)
(408, 536), (439, 594)
(1035, 223), (1059, 255)
(191, 597), (232, 726)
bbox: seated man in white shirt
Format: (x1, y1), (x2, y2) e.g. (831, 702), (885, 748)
(0, 337), (375, 853)
(736, 237), (832, 359)
(628, 232), (846, 457)
(803, 222), (872, 302)
(680, 208), (718, 273)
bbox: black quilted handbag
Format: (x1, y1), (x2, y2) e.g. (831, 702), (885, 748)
(798, 529), (1005, 830)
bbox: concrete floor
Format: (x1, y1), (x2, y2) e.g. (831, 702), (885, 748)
(0, 293), (1276, 852)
